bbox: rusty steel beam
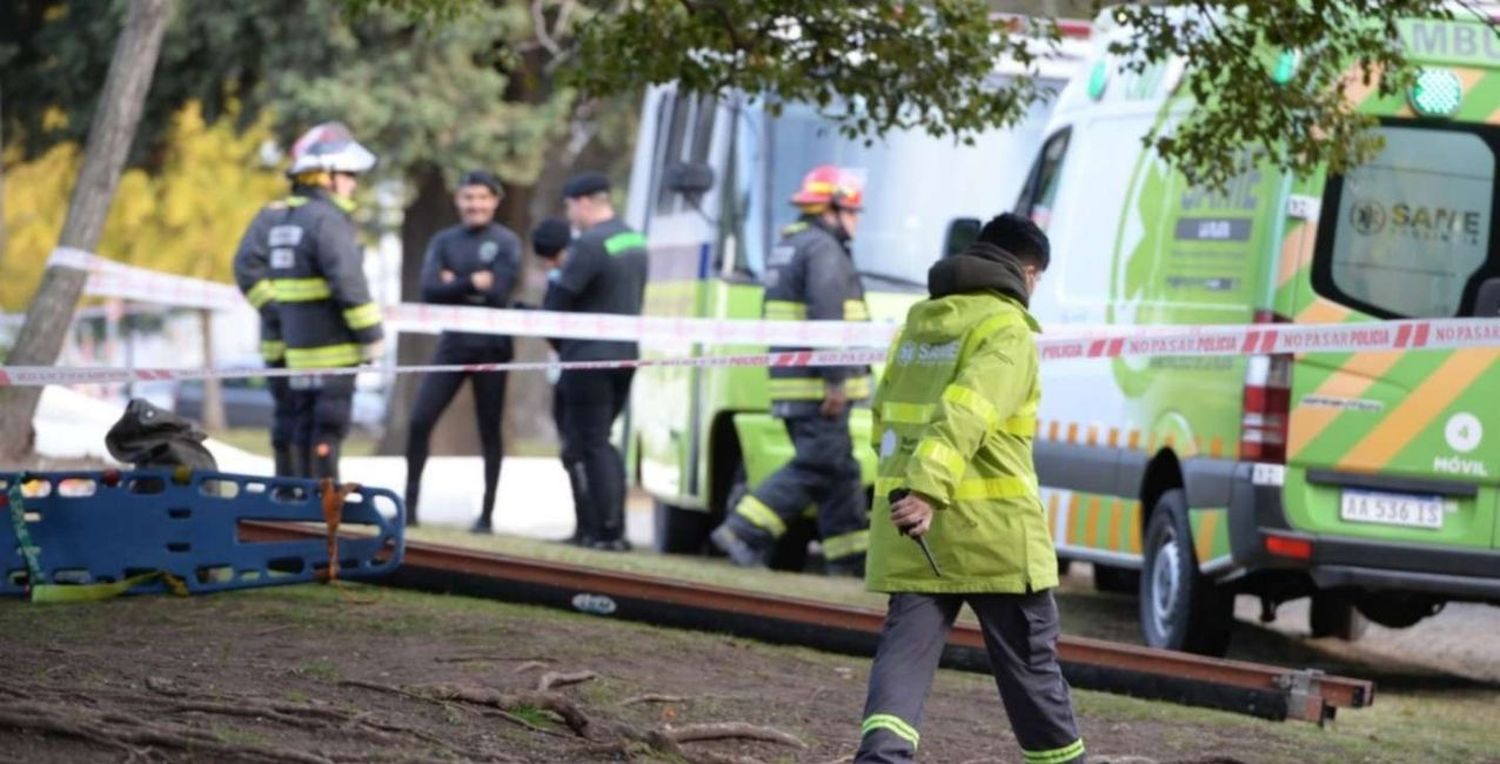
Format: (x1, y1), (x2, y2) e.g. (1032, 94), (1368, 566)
(241, 521), (1372, 723)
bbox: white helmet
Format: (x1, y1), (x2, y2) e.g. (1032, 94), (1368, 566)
(286, 122), (377, 176)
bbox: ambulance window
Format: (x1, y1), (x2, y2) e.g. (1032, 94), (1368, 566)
(1313, 124), (1498, 318)
(1015, 128), (1071, 231)
(654, 94), (693, 214)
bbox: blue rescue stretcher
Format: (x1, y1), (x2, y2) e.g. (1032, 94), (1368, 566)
(1, 470), (404, 601)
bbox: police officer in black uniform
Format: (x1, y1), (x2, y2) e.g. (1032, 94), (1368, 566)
(404, 170), (522, 531)
(710, 165), (873, 576)
(531, 217), (583, 541)
(544, 173), (648, 551)
(266, 122), (384, 482)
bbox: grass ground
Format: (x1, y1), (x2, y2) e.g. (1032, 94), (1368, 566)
(2, 583), (1497, 763)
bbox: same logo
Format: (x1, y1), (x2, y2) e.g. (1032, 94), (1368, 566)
(479, 241), (499, 263)
(1350, 198), (1386, 235)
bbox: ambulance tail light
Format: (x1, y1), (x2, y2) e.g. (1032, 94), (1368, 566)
(1241, 310), (1291, 464)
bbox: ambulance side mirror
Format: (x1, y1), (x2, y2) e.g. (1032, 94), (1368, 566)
(1474, 278), (1500, 317)
(665, 162), (715, 197)
(942, 217), (982, 259)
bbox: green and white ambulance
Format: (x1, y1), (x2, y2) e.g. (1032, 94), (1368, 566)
(1016, 9), (1500, 653)
(623, 33), (1089, 569)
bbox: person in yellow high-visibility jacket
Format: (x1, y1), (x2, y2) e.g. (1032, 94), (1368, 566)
(857, 213), (1084, 764)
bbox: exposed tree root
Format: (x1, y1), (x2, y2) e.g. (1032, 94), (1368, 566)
(667, 722), (806, 749)
(417, 682), (593, 738)
(619, 693), (687, 706)
(0, 702), (334, 764)
(512, 660), (550, 674)
(536, 670), (597, 692)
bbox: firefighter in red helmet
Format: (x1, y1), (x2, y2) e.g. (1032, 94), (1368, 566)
(710, 165), (873, 576)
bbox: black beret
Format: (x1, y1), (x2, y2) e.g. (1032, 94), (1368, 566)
(531, 218), (573, 258)
(562, 171), (611, 199)
(459, 169), (502, 195)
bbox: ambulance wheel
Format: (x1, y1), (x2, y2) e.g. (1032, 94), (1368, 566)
(1310, 591), (1369, 641)
(653, 501), (712, 555)
(1139, 489), (1234, 656)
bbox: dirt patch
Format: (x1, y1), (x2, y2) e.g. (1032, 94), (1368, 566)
(1, 585), (1495, 763)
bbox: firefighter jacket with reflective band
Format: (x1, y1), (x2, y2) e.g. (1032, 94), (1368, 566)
(865, 291), (1057, 594)
(261, 187), (384, 369)
(763, 217), (871, 414)
(233, 202), (287, 363)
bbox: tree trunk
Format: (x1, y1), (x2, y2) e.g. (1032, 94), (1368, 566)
(0, 85), (7, 275)
(0, 0), (173, 459)
(198, 309), (225, 432)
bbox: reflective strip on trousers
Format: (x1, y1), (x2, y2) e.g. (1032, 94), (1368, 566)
(822, 529), (869, 561)
(272, 278), (333, 302)
(343, 302), (382, 330)
(735, 494), (786, 537)
(1023, 738), (1085, 764)
(260, 340), (287, 362)
(764, 300), (808, 320)
(246, 279), (276, 309)
(285, 343), (361, 369)
(861, 713), (920, 749)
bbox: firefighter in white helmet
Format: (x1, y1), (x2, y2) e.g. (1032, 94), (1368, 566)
(236, 122), (382, 482)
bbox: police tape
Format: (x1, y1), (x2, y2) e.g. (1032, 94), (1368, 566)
(0, 349), (889, 387)
(49, 247), (248, 313)
(5, 317), (1500, 388)
(45, 248), (1125, 348)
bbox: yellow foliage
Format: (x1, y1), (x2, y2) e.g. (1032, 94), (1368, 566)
(1, 102), (286, 312)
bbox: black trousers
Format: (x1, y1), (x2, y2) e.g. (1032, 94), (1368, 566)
(557, 367), (634, 542)
(857, 591), (1084, 763)
(404, 340), (511, 525)
(266, 362), (298, 477)
(289, 372), (356, 481)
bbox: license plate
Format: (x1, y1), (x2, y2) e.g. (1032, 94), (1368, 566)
(1339, 490), (1444, 530)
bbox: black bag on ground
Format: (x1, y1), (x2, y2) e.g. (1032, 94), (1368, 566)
(105, 399), (218, 472)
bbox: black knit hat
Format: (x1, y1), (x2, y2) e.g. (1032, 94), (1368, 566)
(459, 169), (502, 196)
(562, 171), (611, 199)
(977, 212), (1050, 269)
(531, 218), (572, 258)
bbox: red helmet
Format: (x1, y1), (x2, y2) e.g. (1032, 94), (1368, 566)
(789, 165), (864, 211)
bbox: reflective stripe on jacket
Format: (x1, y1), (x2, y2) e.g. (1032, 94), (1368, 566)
(866, 291), (1056, 594)
(262, 188), (383, 369)
(763, 217), (871, 410)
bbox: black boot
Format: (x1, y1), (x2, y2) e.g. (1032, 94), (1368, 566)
(313, 440), (341, 482)
(563, 461), (595, 546)
(272, 445), (306, 502)
(825, 552), (866, 578)
(403, 481), (421, 528)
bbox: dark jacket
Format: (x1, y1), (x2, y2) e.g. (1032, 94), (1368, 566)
(232, 203), (286, 364)
(420, 222), (522, 354)
(763, 216), (871, 416)
(262, 186), (383, 369)
(542, 217), (648, 362)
